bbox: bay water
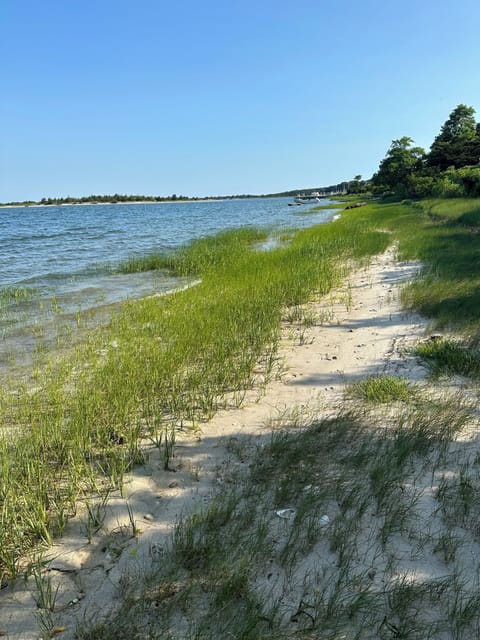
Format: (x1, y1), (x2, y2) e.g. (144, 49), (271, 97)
(0, 197), (337, 368)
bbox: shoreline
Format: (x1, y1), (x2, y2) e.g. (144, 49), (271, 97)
(0, 198), (229, 209)
(0, 246), (432, 637)
(0, 195), (301, 210)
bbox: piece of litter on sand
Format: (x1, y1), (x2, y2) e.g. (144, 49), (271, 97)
(319, 514), (330, 526)
(275, 508), (296, 520)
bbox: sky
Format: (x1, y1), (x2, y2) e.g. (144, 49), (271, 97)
(1, 0), (480, 202)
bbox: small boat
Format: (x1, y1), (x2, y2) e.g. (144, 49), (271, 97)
(293, 192), (323, 204)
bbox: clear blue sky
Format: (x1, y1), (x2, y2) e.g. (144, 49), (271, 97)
(1, 0), (480, 201)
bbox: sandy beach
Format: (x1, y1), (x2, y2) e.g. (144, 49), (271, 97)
(2, 246), (479, 638)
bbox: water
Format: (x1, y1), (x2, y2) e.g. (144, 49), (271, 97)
(0, 197), (337, 356)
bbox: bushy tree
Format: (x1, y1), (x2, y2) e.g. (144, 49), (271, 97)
(347, 175), (368, 194)
(427, 104), (480, 170)
(372, 137), (425, 196)
(404, 175), (437, 199)
(370, 104), (480, 200)
(451, 166), (480, 197)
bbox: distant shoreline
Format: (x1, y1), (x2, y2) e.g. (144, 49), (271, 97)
(0, 189), (346, 209)
(0, 198), (235, 209)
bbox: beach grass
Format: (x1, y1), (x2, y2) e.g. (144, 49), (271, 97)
(77, 394), (477, 640)
(117, 228), (269, 275)
(0, 286), (40, 306)
(340, 198), (480, 335)
(0, 215), (388, 575)
(347, 374), (412, 403)
(415, 337), (480, 379)
(420, 198), (480, 224)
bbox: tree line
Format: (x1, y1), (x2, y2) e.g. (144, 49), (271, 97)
(1, 192), (281, 207)
(38, 193), (192, 205)
(371, 104), (480, 198)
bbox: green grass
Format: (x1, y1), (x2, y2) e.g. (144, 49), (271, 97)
(0, 286), (40, 307)
(117, 228), (269, 275)
(340, 198), (480, 335)
(420, 198), (480, 223)
(311, 201), (348, 210)
(457, 208), (480, 228)
(0, 217), (389, 575)
(116, 252), (174, 273)
(415, 338), (480, 379)
(347, 374), (412, 403)
(72, 196), (480, 638)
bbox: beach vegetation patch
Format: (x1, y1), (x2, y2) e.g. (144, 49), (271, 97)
(77, 395), (475, 639)
(0, 218), (389, 575)
(344, 197), (480, 334)
(117, 227), (268, 276)
(415, 337), (480, 379)
(0, 286), (40, 306)
(347, 374), (412, 403)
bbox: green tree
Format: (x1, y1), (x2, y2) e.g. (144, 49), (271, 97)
(427, 104), (479, 170)
(347, 175), (363, 194)
(372, 137), (425, 195)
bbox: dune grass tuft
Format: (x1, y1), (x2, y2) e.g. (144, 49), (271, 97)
(347, 374), (412, 403)
(415, 338), (480, 379)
